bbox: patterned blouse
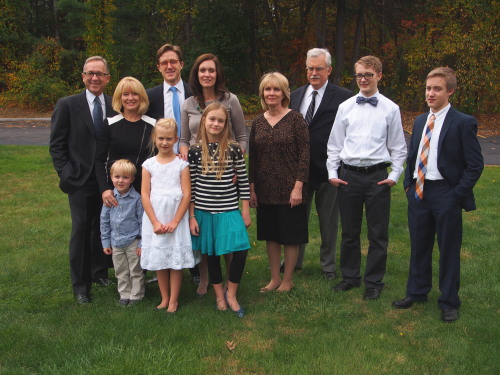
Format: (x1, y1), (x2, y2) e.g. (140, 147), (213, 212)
(249, 110), (309, 205)
(188, 142), (250, 213)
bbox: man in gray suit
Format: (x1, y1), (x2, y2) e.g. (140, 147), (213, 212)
(50, 56), (116, 303)
(287, 48), (352, 279)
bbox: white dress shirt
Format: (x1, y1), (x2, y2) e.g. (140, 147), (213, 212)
(412, 103), (451, 180)
(299, 81), (328, 119)
(326, 91), (407, 183)
(86, 90), (106, 121)
(163, 80), (186, 119)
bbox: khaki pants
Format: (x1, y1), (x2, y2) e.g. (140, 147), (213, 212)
(112, 239), (145, 300)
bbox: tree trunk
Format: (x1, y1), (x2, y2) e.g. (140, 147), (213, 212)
(333, 0), (346, 84)
(315, 0), (326, 47)
(350, 0), (366, 90)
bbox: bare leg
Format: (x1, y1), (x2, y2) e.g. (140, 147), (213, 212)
(156, 269), (170, 309)
(278, 245), (299, 292)
(226, 281), (241, 311)
(213, 283), (227, 311)
(197, 255), (209, 296)
(261, 241), (282, 292)
(167, 270), (182, 313)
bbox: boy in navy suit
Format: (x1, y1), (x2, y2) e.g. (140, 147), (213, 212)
(392, 67), (484, 322)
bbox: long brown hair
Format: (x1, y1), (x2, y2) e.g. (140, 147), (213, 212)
(197, 102), (235, 179)
(189, 54), (228, 109)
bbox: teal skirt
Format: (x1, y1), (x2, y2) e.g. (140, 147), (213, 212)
(192, 209), (250, 256)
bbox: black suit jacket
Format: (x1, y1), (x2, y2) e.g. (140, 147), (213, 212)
(49, 91), (116, 194)
(404, 106), (484, 211)
(146, 81), (192, 120)
(290, 82), (353, 184)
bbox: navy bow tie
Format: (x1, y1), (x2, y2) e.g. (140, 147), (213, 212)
(356, 96), (378, 107)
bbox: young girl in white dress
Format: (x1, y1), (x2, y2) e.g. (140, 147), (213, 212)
(141, 118), (200, 313)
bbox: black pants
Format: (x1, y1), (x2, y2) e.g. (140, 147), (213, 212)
(67, 179), (110, 295)
(207, 250), (248, 284)
(337, 167), (391, 289)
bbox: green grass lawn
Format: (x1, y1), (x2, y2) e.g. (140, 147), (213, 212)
(0, 146), (498, 375)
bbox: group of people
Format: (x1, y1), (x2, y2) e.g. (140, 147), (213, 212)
(49, 44), (483, 322)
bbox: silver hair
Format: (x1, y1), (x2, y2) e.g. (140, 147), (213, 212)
(306, 48), (332, 67)
(83, 56), (109, 73)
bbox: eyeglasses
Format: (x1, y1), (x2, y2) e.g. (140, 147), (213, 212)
(159, 59), (180, 67)
(306, 66), (326, 72)
(354, 73), (375, 80)
(82, 72), (109, 77)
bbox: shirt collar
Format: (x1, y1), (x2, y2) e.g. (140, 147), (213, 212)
(306, 81), (328, 98)
(164, 80), (184, 95)
(86, 89), (104, 105)
(429, 103), (451, 120)
(113, 186), (134, 198)
(357, 90), (379, 99)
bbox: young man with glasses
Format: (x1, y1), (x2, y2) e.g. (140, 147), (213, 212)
(50, 56), (117, 303)
(326, 55), (406, 300)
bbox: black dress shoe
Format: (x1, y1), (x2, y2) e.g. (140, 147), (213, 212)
(332, 280), (359, 292)
(392, 296), (427, 309)
(363, 288), (381, 300)
(94, 278), (111, 287)
(75, 293), (90, 304)
(441, 308), (458, 322)
(119, 299), (129, 306)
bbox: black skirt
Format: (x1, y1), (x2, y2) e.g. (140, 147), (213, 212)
(256, 204), (308, 245)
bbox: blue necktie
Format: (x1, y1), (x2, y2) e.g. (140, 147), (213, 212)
(356, 96), (378, 107)
(93, 96), (103, 139)
(170, 86), (181, 153)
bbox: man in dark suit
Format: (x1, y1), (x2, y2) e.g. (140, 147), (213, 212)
(145, 44), (199, 283)
(146, 43), (191, 153)
(392, 67), (484, 322)
(287, 48), (352, 280)
(50, 56), (117, 303)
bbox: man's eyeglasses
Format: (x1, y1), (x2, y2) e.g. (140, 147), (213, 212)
(159, 59), (180, 67)
(354, 73), (375, 80)
(83, 72), (109, 78)
(306, 66), (326, 72)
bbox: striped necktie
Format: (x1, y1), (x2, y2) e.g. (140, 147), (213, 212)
(415, 114), (436, 201)
(305, 90), (317, 125)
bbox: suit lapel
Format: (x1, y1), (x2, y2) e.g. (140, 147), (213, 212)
(438, 107), (455, 154)
(77, 91), (95, 136)
(291, 85), (307, 111)
(314, 82), (335, 120)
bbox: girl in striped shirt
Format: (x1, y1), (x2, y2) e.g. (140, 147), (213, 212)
(188, 102), (251, 317)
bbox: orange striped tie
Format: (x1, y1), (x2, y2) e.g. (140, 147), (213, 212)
(415, 114), (435, 201)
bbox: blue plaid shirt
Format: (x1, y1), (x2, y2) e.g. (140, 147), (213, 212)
(100, 186), (143, 249)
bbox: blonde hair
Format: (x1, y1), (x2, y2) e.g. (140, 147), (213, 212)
(112, 77), (149, 115)
(427, 67), (457, 92)
(355, 55), (382, 73)
(258, 72), (291, 110)
(197, 102), (235, 179)
(110, 159), (137, 177)
(150, 118), (178, 154)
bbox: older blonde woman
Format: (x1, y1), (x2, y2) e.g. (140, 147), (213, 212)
(95, 76), (156, 206)
(249, 72), (310, 292)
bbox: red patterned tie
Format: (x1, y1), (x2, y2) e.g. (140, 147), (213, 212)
(415, 114), (436, 201)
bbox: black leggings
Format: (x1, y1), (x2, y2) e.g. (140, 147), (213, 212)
(207, 250), (248, 284)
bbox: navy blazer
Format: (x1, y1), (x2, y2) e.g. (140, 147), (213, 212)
(50, 91), (116, 194)
(290, 81), (353, 184)
(404, 106), (484, 211)
(146, 81), (192, 120)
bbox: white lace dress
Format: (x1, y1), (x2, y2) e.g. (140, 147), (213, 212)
(140, 156), (200, 270)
